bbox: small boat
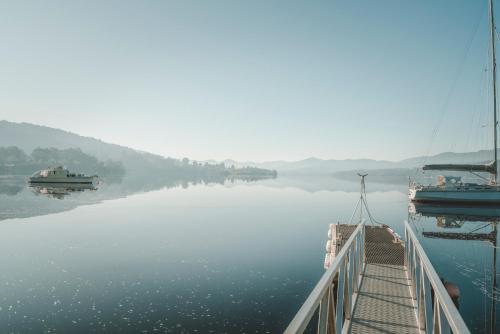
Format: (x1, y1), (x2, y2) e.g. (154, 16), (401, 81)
(29, 166), (97, 184)
(410, 0), (500, 204)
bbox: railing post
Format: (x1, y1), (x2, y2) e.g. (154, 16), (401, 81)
(405, 226), (409, 269)
(439, 304), (451, 334)
(407, 235), (414, 296)
(344, 253), (351, 320)
(328, 284), (336, 333)
(422, 269), (433, 333)
(346, 245), (355, 319)
(412, 239), (418, 299)
(363, 225), (366, 263)
(418, 259), (426, 330)
(353, 235), (359, 293)
(433, 298), (441, 334)
(360, 226), (366, 273)
(335, 257), (346, 334)
(317, 286), (330, 334)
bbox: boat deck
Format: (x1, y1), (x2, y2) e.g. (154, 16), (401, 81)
(350, 227), (418, 334)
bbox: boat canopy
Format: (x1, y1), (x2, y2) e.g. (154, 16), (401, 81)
(422, 161), (497, 174)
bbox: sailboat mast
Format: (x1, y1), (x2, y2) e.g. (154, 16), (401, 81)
(490, 0), (498, 184)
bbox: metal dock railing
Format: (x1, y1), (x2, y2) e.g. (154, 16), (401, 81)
(284, 221), (471, 334)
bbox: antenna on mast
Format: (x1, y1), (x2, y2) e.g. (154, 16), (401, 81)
(357, 173), (368, 223)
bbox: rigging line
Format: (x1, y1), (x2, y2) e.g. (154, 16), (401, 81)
(465, 58), (489, 151)
(361, 185), (385, 226)
(470, 170), (491, 181)
(361, 197), (373, 225)
(361, 197), (383, 226)
(468, 222), (493, 234)
(478, 67), (492, 151)
(421, 2), (486, 166)
(358, 175), (383, 226)
(347, 197), (361, 225)
(361, 183), (381, 225)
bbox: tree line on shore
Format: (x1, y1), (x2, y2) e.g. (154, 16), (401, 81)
(0, 146), (277, 181)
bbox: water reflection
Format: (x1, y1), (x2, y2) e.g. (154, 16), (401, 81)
(409, 203), (500, 222)
(29, 183), (98, 199)
(0, 178), (372, 333)
(0, 176), (24, 196)
(409, 203), (499, 333)
(0, 174), (497, 332)
(0, 174), (407, 223)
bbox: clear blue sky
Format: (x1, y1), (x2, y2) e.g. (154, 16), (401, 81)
(0, 0), (497, 161)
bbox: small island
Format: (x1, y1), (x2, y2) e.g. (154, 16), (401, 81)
(227, 165), (277, 181)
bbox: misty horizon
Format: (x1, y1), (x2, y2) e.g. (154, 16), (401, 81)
(2, 119), (499, 165)
(2, 1), (497, 162)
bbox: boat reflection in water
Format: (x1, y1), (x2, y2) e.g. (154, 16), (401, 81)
(29, 182), (98, 200)
(409, 202), (498, 333)
(409, 202), (500, 222)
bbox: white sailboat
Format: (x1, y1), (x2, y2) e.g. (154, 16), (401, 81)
(410, 0), (500, 204)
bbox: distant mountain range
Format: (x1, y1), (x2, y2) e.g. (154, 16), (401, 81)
(217, 151), (496, 175)
(0, 120), (496, 176)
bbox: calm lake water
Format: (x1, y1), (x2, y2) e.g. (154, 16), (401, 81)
(0, 175), (498, 333)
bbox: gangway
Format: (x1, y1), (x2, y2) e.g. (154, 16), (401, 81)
(284, 221), (470, 333)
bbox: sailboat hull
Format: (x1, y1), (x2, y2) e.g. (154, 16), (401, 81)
(409, 186), (500, 204)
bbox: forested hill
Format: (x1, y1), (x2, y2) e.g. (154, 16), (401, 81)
(0, 120), (175, 172)
(0, 121), (277, 179)
(0, 146), (125, 176)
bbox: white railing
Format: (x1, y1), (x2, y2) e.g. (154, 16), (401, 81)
(284, 222), (365, 334)
(405, 221), (471, 334)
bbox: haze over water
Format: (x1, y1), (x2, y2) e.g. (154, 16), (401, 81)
(3, 0), (500, 333)
(0, 176), (497, 333)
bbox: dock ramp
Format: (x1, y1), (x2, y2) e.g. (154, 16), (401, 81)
(284, 222), (470, 334)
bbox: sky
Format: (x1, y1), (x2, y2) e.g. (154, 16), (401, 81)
(0, 0), (498, 162)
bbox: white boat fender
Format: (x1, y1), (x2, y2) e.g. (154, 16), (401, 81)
(325, 240), (332, 252)
(324, 253), (333, 269)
